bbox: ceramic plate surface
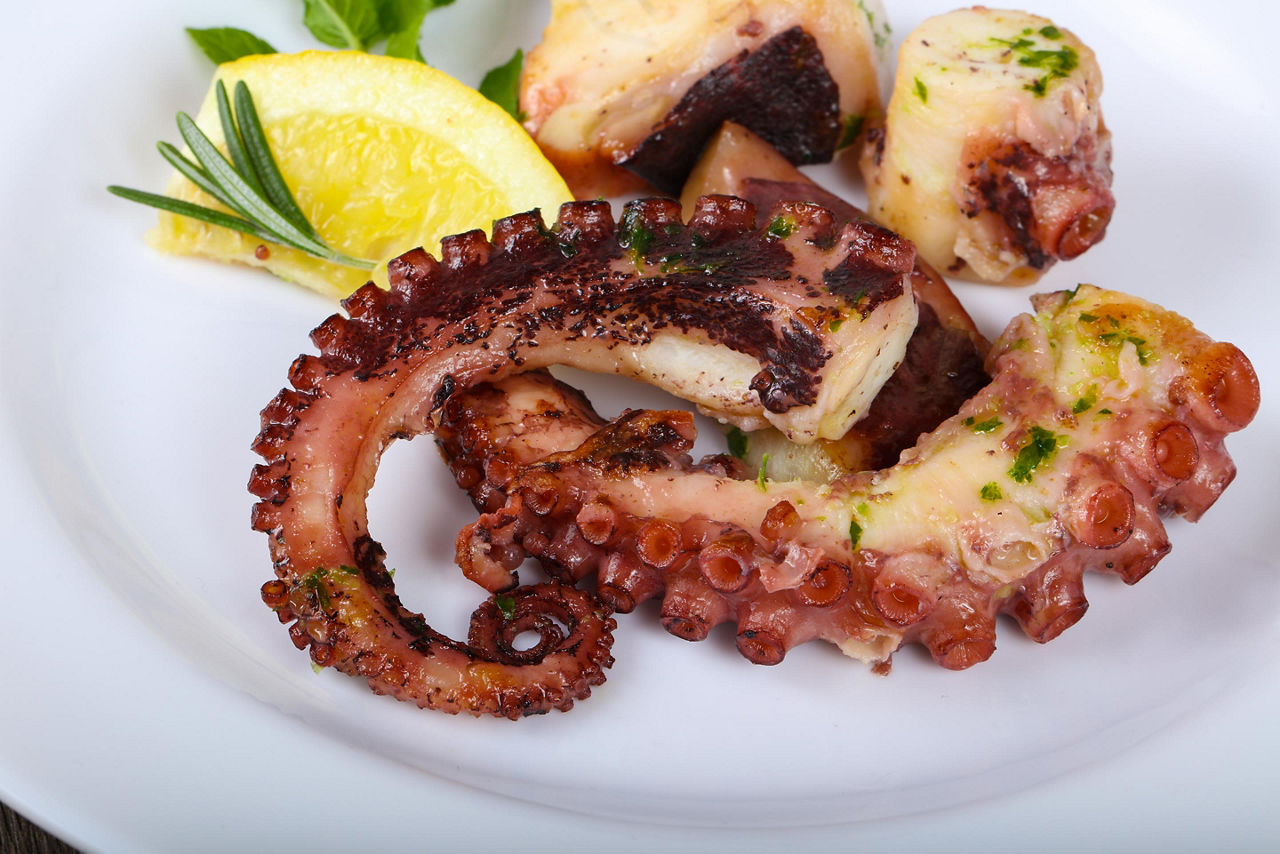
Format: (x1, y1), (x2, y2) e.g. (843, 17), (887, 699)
(2, 1), (1277, 850)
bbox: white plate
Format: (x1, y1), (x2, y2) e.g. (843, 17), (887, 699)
(2, 0), (1277, 850)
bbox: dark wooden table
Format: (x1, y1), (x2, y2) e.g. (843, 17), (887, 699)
(0, 802), (81, 853)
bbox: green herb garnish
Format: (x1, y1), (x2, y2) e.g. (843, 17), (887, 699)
(494, 593), (517, 620)
(726, 427), (749, 459)
(757, 453), (771, 491)
(980, 482), (1003, 502)
(849, 518), (863, 550)
(479, 48), (526, 121)
(185, 28), (277, 64)
(991, 30), (1078, 97)
(108, 80), (378, 270)
(835, 114), (865, 150)
(1072, 385), (1097, 414)
(618, 208), (655, 258)
(767, 215), (797, 239)
(1097, 332), (1153, 365)
(299, 568), (334, 611)
(301, 0), (455, 55)
(964, 415), (1003, 434)
(913, 76), (929, 103)
(1008, 425), (1063, 483)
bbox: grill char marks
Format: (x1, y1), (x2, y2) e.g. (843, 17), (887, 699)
(619, 27), (841, 194)
(677, 121), (991, 473)
(249, 195), (917, 716)
(308, 195), (915, 432)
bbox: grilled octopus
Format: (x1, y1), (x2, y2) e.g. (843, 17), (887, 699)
(521, 0), (890, 198)
(860, 8), (1114, 285)
(682, 120), (991, 476)
(250, 198), (1257, 717)
(251, 195), (922, 717)
(455, 285), (1257, 670)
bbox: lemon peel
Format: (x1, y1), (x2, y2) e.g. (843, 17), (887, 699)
(148, 51), (572, 298)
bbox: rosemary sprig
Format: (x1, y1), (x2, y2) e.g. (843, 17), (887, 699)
(108, 80), (376, 271)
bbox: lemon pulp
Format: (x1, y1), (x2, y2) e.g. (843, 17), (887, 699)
(146, 52), (572, 299)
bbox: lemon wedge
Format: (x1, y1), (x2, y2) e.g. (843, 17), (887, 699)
(147, 51), (572, 298)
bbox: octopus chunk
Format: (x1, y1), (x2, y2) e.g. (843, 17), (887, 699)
(682, 121), (991, 476)
(860, 8), (1114, 284)
(458, 286), (1258, 670)
(521, 0), (890, 198)
(250, 196), (918, 716)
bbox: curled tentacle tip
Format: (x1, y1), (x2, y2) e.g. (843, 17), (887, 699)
(930, 637), (997, 671)
(1057, 202), (1113, 260)
(661, 614), (712, 642)
(1176, 343), (1260, 431)
(737, 629), (787, 666)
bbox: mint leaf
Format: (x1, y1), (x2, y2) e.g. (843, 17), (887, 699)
(479, 48), (525, 120)
(381, 0), (431, 61)
(384, 25), (425, 61)
(186, 27), (277, 64)
(725, 426), (748, 459)
(303, 0), (385, 50)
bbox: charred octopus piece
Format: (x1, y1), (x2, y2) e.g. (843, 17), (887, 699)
(250, 196), (918, 717)
(456, 286), (1257, 670)
(860, 8), (1113, 285)
(682, 120), (991, 476)
(521, 0), (887, 198)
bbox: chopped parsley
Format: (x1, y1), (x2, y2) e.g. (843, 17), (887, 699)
(963, 415), (1003, 434)
(726, 426), (749, 459)
(1008, 425), (1064, 483)
(1079, 312), (1156, 366)
(757, 453), (771, 491)
(617, 208), (654, 258)
(766, 215), (796, 239)
(494, 593), (517, 620)
(658, 252), (723, 275)
(299, 568), (333, 610)
(1072, 385), (1098, 414)
(913, 76), (928, 103)
(980, 482), (1003, 502)
(991, 31), (1079, 97)
(1099, 331), (1153, 365)
(835, 114), (865, 150)
(849, 518), (863, 550)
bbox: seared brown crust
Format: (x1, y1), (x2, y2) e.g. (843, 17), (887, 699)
(453, 287), (1258, 673)
(959, 135), (1115, 270)
(307, 196), (907, 413)
(250, 195), (914, 717)
(618, 27), (841, 193)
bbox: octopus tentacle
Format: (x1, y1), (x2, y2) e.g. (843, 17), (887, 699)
(455, 285), (1257, 671)
(254, 196), (917, 716)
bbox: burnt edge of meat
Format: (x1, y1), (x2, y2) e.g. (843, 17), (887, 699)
(617, 27), (841, 194)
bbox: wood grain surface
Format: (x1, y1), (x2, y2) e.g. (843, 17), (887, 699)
(0, 802), (81, 854)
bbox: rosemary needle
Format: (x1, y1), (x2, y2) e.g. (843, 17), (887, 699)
(108, 80), (376, 271)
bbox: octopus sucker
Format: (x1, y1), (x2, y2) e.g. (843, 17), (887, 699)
(252, 196), (921, 716)
(253, 186), (1256, 714)
(450, 285), (1257, 674)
